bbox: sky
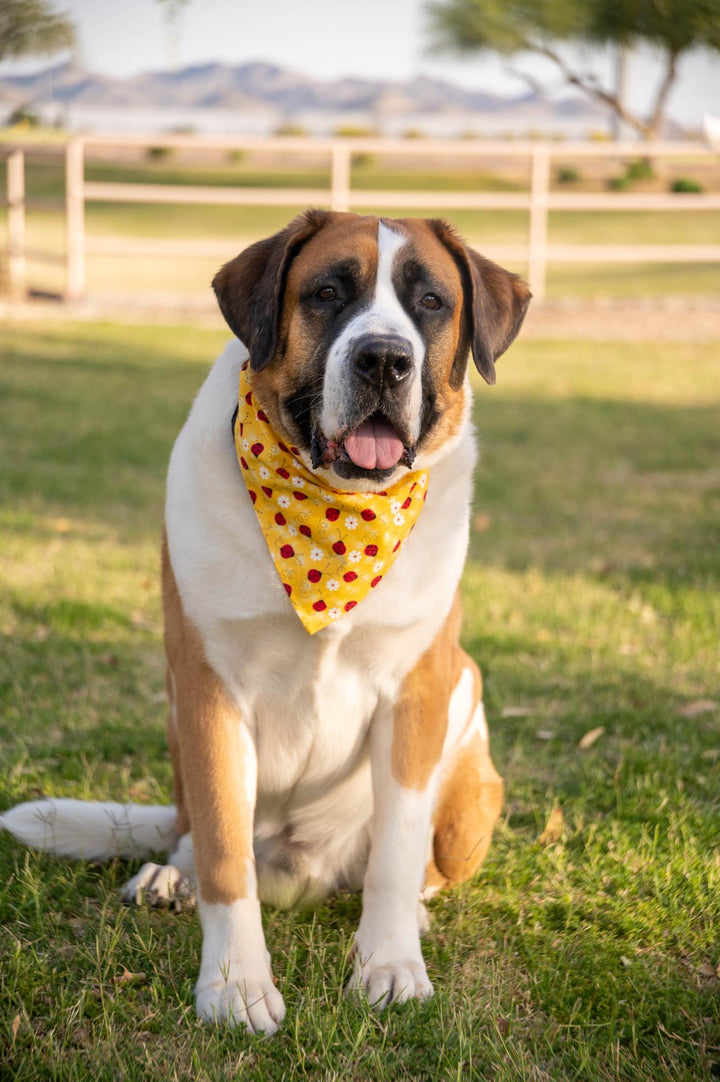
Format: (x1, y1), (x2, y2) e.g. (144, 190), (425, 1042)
(2, 0), (719, 126)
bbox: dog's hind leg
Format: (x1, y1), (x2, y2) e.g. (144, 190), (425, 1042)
(121, 831), (196, 910)
(423, 651), (503, 899)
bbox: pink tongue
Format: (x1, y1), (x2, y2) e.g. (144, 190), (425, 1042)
(344, 418), (405, 470)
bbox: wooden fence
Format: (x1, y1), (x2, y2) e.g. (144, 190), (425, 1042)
(2, 134), (719, 304)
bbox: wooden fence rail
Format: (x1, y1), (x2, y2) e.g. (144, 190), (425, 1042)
(2, 134), (719, 303)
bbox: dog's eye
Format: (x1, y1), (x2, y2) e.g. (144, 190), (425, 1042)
(315, 286), (338, 302)
(420, 293), (442, 310)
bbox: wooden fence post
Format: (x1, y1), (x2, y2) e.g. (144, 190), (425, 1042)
(65, 136), (85, 300)
(330, 144), (351, 212)
(528, 146), (550, 302)
(7, 149), (26, 302)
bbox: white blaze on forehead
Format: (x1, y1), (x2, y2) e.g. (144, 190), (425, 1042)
(320, 220), (426, 441)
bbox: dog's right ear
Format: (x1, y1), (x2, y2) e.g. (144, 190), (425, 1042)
(213, 210), (332, 372)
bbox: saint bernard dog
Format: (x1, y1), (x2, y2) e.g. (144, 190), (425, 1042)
(2, 211), (530, 1034)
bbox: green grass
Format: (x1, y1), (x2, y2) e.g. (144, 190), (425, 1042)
(1, 322), (719, 1080)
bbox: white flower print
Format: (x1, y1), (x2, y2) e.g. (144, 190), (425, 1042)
(326, 579), (340, 592)
(345, 515), (358, 530)
(310, 547), (324, 561)
(328, 607), (342, 619)
(259, 466), (270, 480)
(390, 499), (402, 514)
(242, 438), (249, 452)
(373, 561), (384, 573)
(277, 494), (291, 508)
(291, 476), (305, 488)
(393, 513), (405, 527)
(322, 492), (334, 502)
(287, 525), (298, 537)
(418, 474), (427, 487)
(348, 550), (362, 564)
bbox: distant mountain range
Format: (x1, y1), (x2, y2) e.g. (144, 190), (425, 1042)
(0, 59), (665, 138)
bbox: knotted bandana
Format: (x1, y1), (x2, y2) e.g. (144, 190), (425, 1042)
(233, 364), (429, 634)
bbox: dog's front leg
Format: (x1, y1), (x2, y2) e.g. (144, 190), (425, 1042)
(179, 679), (284, 1033)
(176, 665), (284, 1033)
(349, 628), (452, 1009)
(165, 544), (284, 1034)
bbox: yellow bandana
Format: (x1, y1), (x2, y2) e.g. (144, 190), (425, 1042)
(233, 364), (429, 634)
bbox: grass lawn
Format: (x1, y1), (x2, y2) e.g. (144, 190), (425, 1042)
(1, 321), (719, 1080)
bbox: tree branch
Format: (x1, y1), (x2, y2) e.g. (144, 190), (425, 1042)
(647, 50), (679, 138)
(535, 41), (652, 138)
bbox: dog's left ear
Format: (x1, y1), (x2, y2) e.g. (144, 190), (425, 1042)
(213, 209), (332, 371)
(430, 219), (531, 386)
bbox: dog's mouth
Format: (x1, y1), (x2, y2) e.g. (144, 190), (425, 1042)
(311, 412), (416, 480)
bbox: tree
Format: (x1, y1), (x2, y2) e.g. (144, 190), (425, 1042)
(0, 0), (75, 64)
(426, 0), (720, 139)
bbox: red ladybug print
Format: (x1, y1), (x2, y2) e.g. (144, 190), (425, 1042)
(344, 601), (357, 612)
(333, 541), (346, 555)
(313, 600), (327, 612)
(307, 569), (322, 583)
(251, 442), (264, 457)
(276, 467), (290, 479)
(299, 525), (312, 538)
(249, 491), (257, 503)
(280, 544), (294, 559)
(360, 509), (376, 522)
(371, 575), (383, 588)
(275, 512), (287, 526)
(325, 508), (340, 522)
(294, 491), (307, 501)
(262, 486), (273, 498)
(257, 409), (269, 422)
(343, 571), (358, 583)
(283, 583), (292, 596)
(364, 544), (378, 557)
(402, 497), (412, 509)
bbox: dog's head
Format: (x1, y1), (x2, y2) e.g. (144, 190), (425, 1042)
(213, 211), (530, 488)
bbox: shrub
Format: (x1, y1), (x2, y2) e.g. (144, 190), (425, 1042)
(146, 145), (172, 160)
(557, 166), (581, 184)
(625, 157), (655, 182)
(671, 176), (703, 193)
(274, 123), (308, 136)
(333, 125), (378, 138)
(608, 175), (630, 191)
(8, 104), (41, 128)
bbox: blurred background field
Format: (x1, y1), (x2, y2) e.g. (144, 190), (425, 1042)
(1, 139), (719, 304)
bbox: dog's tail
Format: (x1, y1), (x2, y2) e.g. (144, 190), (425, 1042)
(0, 798), (178, 861)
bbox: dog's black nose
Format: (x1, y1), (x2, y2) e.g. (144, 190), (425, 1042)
(351, 334), (413, 389)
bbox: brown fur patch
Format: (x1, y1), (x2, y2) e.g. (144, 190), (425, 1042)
(429, 730), (503, 888)
(162, 536), (255, 905)
(391, 595), (463, 790)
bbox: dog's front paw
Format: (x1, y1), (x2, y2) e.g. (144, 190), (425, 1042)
(347, 943), (433, 1010)
(195, 969), (286, 1035)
